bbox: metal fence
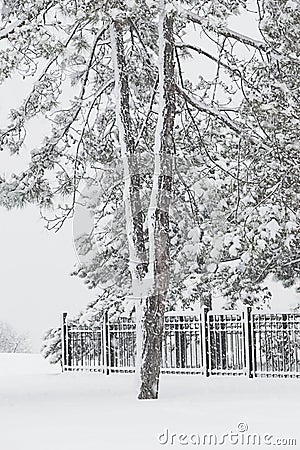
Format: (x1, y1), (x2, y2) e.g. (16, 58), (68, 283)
(62, 308), (300, 378)
(207, 311), (245, 376)
(252, 313), (300, 377)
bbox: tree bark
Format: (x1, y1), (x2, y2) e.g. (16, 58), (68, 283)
(136, 8), (175, 399)
(110, 6), (175, 400)
(110, 20), (148, 283)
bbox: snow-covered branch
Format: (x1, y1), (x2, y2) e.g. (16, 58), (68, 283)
(175, 84), (270, 151)
(182, 10), (267, 52)
(175, 42), (255, 89)
(0, 19), (25, 40)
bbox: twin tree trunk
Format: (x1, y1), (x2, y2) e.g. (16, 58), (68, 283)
(110, 8), (175, 399)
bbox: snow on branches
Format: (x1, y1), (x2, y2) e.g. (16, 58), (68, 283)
(0, 1), (299, 357)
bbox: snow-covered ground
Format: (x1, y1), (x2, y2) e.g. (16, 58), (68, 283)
(0, 354), (299, 450)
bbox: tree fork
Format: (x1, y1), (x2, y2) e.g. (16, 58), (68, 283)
(137, 8), (176, 400)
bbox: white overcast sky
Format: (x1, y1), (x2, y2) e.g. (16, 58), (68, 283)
(0, 6), (299, 352)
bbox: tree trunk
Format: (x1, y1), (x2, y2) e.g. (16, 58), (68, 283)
(136, 7), (175, 399)
(110, 20), (148, 287)
(110, 5), (175, 400)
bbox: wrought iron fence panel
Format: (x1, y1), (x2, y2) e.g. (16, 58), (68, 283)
(207, 312), (245, 376)
(252, 313), (300, 377)
(161, 314), (203, 374)
(109, 318), (136, 373)
(67, 329), (104, 372)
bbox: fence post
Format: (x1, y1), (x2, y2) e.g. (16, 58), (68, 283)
(244, 306), (253, 378)
(61, 312), (69, 372)
(175, 315), (186, 369)
(201, 306), (210, 377)
(103, 310), (110, 375)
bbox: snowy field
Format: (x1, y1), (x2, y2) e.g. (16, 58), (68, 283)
(0, 354), (299, 450)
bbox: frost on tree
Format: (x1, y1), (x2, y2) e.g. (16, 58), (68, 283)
(110, 4), (175, 398)
(0, 321), (30, 353)
(0, 1), (299, 398)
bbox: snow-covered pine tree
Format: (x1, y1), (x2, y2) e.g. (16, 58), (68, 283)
(41, 326), (62, 365)
(0, 0), (299, 398)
